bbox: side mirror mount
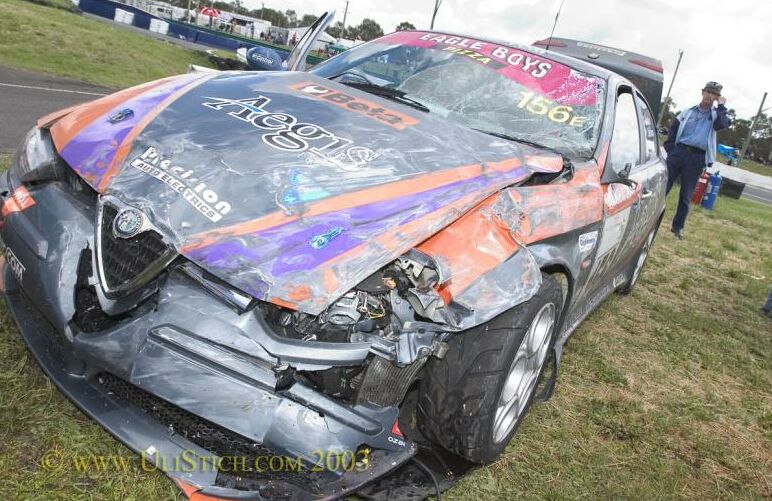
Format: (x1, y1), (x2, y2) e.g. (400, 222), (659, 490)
(601, 161), (637, 188)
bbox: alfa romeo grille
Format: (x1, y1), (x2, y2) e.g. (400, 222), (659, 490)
(96, 198), (176, 294)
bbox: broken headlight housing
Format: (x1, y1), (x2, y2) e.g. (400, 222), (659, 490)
(12, 127), (66, 184)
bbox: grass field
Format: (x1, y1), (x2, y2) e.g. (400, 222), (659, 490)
(0, 144), (770, 500)
(0, 0), (219, 88)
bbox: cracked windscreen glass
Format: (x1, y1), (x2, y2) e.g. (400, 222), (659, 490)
(312, 31), (606, 158)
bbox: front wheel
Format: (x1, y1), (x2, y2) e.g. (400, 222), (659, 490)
(416, 273), (562, 463)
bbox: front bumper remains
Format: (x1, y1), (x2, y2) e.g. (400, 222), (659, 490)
(0, 170), (416, 499)
(3, 273), (415, 500)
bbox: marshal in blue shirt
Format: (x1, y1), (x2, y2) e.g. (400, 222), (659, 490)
(676, 105), (713, 151)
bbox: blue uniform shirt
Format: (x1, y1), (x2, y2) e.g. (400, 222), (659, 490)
(677, 105), (713, 151)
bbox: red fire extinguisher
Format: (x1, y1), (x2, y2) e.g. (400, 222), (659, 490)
(692, 170), (710, 204)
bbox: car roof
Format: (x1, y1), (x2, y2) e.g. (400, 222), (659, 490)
(531, 37), (664, 116)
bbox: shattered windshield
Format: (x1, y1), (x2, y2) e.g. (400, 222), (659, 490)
(311, 31), (606, 157)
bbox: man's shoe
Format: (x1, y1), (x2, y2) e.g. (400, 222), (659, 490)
(670, 227), (684, 239)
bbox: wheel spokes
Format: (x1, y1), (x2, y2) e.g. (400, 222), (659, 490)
(492, 302), (556, 443)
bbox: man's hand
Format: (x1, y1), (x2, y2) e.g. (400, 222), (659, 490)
(717, 96), (727, 105)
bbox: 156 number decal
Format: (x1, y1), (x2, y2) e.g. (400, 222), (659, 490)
(517, 91), (588, 128)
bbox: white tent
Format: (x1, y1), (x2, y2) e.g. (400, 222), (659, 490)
(289, 26), (336, 52)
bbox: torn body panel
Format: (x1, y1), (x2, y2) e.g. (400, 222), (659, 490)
(40, 71), (563, 315)
(2, 28), (670, 501)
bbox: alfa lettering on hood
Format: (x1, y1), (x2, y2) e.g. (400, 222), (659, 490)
(130, 147), (231, 222)
(201, 95), (379, 171)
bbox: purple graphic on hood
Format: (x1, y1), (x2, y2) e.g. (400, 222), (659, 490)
(186, 164), (531, 288)
(58, 74), (202, 190)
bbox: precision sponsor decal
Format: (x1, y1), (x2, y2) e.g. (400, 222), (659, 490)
(5, 246), (25, 283)
(202, 95), (379, 171)
(2, 186), (36, 217)
(290, 82), (420, 130)
(578, 230), (598, 253)
(130, 147), (232, 222)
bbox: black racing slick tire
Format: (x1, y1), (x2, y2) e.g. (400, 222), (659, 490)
(618, 225), (657, 295)
(416, 273), (562, 463)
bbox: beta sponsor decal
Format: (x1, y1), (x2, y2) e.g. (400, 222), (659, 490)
(290, 82), (420, 130)
(2, 186), (36, 217)
(5, 246), (25, 283)
(130, 147), (231, 223)
(202, 94), (379, 171)
(578, 230), (598, 253)
(379, 31), (600, 106)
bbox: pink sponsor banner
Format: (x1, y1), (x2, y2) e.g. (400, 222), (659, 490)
(379, 31), (600, 106)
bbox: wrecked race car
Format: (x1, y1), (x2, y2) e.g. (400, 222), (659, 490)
(1, 14), (667, 501)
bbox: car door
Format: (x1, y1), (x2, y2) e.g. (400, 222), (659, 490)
(285, 11), (336, 71)
(628, 91), (667, 243)
(586, 86), (646, 289)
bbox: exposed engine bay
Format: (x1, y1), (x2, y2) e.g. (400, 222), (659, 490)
(260, 252), (452, 406)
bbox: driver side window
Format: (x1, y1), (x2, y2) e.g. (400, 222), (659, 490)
(608, 91), (641, 174)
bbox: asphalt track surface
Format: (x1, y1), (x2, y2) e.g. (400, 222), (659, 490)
(1, 64), (770, 206)
(0, 65), (109, 153)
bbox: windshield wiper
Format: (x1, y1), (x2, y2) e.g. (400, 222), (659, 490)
(472, 129), (567, 159)
(338, 82), (430, 113)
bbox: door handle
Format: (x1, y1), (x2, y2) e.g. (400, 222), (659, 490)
(641, 189), (653, 199)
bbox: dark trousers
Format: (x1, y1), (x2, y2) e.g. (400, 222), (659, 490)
(666, 145), (705, 231)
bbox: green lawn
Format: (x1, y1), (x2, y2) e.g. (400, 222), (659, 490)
(0, 0), (219, 88)
(1, 146), (770, 500)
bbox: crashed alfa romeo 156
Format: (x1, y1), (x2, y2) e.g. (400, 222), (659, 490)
(1, 15), (667, 500)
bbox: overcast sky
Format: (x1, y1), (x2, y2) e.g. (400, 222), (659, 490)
(243, 0), (771, 119)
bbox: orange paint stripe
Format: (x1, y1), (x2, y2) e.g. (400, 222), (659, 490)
(96, 73), (218, 192)
(182, 156), (526, 252)
(37, 103), (83, 129)
(49, 76), (178, 151)
(268, 297), (298, 310)
(277, 190), (485, 307)
(506, 167), (604, 244)
(603, 182), (642, 216)
(525, 154), (563, 172)
(418, 195), (520, 297)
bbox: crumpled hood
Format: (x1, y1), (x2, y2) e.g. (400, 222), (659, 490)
(48, 71), (562, 313)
